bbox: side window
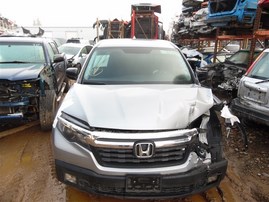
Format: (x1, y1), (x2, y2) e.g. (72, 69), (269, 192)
(50, 42), (59, 54)
(47, 46), (54, 62)
(86, 46), (93, 53)
(81, 47), (87, 55)
(47, 42), (60, 61)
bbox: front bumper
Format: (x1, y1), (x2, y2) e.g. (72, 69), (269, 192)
(55, 159), (227, 199)
(0, 100), (30, 122)
(230, 98), (269, 127)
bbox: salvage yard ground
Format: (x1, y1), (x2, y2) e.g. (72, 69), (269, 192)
(0, 119), (268, 202)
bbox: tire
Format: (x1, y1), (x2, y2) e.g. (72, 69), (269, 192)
(39, 90), (57, 131)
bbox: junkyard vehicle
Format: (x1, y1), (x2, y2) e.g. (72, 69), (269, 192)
(94, 3), (164, 41)
(196, 49), (261, 101)
(230, 48), (269, 127)
(206, 0), (258, 27)
(66, 38), (89, 44)
(0, 36), (67, 130)
(58, 43), (92, 72)
(172, 1), (215, 41)
(94, 19), (127, 40)
(52, 39), (227, 199)
(183, 0), (204, 7)
(130, 3), (164, 39)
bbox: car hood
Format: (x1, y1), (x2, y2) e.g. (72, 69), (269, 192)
(0, 63), (45, 80)
(59, 84), (214, 130)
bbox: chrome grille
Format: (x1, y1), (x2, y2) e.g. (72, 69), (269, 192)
(93, 145), (188, 168)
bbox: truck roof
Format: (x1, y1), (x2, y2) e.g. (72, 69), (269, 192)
(131, 3), (161, 13)
(95, 39), (176, 49)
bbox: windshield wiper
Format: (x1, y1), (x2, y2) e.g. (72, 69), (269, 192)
(83, 81), (107, 85)
(255, 79), (269, 84)
(0, 61), (30, 63)
(224, 60), (235, 65)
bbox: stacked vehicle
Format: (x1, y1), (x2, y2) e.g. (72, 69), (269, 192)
(172, 0), (269, 42)
(206, 0), (258, 28)
(94, 3), (164, 41)
(172, 0), (215, 42)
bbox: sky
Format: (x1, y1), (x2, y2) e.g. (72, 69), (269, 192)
(1, 0), (182, 33)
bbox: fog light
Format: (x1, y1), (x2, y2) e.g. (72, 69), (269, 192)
(208, 175), (218, 183)
(64, 173), (77, 184)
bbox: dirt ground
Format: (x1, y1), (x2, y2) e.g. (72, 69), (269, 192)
(222, 121), (269, 202)
(0, 117), (268, 202)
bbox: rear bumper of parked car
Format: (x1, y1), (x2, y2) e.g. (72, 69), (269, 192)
(231, 98), (269, 127)
(55, 159), (227, 199)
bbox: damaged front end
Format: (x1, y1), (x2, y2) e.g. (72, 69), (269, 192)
(53, 103), (229, 198)
(52, 88), (234, 198)
(197, 50), (262, 102)
(0, 65), (56, 125)
(0, 78), (40, 123)
(197, 62), (244, 99)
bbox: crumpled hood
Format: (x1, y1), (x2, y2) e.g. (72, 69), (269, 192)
(0, 63), (45, 80)
(59, 84), (213, 130)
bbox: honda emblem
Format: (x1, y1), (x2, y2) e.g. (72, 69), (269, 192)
(134, 142), (154, 158)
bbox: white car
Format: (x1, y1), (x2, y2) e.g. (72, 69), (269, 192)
(231, 48), (269, 126)
(52, 39), (227, 199)
(58, 43), (92, 71)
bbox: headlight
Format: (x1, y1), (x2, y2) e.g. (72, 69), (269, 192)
(56, 114), (92, 147)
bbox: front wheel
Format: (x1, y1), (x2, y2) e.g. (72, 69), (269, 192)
(39, 90), (58, 131)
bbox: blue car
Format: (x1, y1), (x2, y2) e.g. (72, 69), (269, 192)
(206, 0), (258, 27)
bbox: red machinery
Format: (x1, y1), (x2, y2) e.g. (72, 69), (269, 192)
(130, 3), (164, 39)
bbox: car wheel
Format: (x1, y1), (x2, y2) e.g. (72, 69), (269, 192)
(39, 90), (58, 131)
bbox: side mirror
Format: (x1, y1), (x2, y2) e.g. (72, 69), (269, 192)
(66, 67), (79, 80)
(53, 53), (65, 63)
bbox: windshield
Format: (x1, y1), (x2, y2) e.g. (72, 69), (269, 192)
(226, 51), (260, 66)
(82, 47), (193, 84)
(0, 42), (45, 63)
(58, 45), (80, 55)
(248, 52), (269, 80)
(226, 51), (250, 65)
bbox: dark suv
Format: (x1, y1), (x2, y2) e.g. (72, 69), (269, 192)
(0, 36), (68, 130)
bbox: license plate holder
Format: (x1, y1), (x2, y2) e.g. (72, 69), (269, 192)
(126, 175), (161, 192)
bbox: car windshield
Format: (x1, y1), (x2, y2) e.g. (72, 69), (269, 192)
(226, 51), (250, 65)
(82, 47), (193, 84)
(0, 42), (45, 64)
(226, 51), (260, 66)
(58, 45), (80, 55)
(248, 52), (269, 80)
